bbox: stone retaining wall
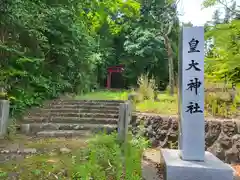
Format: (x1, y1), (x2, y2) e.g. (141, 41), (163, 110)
(132, 113), (240, 164)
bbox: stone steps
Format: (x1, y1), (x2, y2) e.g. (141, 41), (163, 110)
(26, 108), (119, 114)
(22, 116), (118, 124)
(20, 123), (118, 134)
(19, 99), (124, 138)
(43, 104), (120, 109)
(49, 100), (124, 105)
(36, 130), (93, 138)
(25, 112), (119, 119)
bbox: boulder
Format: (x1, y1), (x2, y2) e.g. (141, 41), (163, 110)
(205, 121), (221, 147)
(60, 147), (71, 154)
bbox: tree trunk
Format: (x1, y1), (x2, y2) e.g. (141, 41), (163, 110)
(164, 35), (175, 96)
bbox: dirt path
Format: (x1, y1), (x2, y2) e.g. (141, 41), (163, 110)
(0, 135), (88, 164)
(142, 148), (163, 180)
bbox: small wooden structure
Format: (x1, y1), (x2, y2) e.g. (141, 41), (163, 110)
(106, 64), (124, 89)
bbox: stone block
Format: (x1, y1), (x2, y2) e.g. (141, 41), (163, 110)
(20, 124), (30, 134)
(0, 100), (10, 136)
(161, 149), (233, 180)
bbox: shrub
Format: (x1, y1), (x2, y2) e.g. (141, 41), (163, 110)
(205, 91), (238, 118)
(166, 85), (178, 95)
(136, 74), (157, 101)
(0, 92), (7, 100)
(72, 132), (148, 180)
(1, 1), (101, 117)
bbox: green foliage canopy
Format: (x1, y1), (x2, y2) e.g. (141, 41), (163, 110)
(0, 0), (180, 116)
(205, 20), (240, 83)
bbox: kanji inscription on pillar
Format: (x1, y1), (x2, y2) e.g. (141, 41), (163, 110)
(178, 26), (205, 161)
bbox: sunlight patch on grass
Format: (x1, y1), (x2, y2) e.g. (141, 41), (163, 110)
(0, 137), (89, 179)
(75, 90), (129, 100)
(136, 93), (178, 115)
(0, 153), (74, 179)
(24, 138), (88, 150)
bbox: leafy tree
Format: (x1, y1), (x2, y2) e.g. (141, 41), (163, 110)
(182, 22), (193, 27)
(124, 27), (168, 87)
(124, 0), (179, 92)
(143, 0), (179, 95)
(203, 0), (240, 16)
(0, 0), (180, 116)
(213, 10), (221, 25)
(205, 20), (240, 84)
(80, 0), (141, 87)
(203, 0), (240, 85)
(0, 0), (103, 114)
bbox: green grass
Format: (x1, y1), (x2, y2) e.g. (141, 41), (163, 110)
(75, 90), (129, 101)
(137, 94), (178, 115)
(75, 90), (178, 115)
(0, 137), (88, 180)
(0, 133), (148, 180)
(74, 89), (239, 117)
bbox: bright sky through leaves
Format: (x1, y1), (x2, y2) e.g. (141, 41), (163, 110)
(177, 0), (240, 25)
(177, 0), (217, 25)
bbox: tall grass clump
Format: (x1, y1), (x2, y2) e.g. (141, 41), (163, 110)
(204, 81), (239, 118)
(136, 73), (157, 101)
(72, 132), (149, 180)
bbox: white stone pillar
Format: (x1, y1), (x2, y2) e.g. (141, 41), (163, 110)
(161, 26), (233, 180)
(0, 100), (10, 136)
(178, 26), (205, 161)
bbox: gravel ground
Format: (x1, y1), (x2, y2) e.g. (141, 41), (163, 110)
(142, 148), (163, 180)
(142, 159), (163, 180)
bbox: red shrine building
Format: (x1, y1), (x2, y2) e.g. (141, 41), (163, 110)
(106, 64), (124, 89)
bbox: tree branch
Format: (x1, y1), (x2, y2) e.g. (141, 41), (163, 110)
(166, 21), (174, 36)
(218, 0), (240, 15)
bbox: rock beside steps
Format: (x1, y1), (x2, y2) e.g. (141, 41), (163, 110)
(19, 100), (125, 138)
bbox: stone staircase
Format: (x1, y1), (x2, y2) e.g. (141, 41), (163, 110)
(19, 100), (124, 138)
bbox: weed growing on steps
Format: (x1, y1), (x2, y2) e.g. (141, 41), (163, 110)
(0, 132), (149, 180)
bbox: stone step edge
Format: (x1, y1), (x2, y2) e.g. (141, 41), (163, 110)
(41, 100), (125, 106)
(21, 117), (119, 123)
(48, 102), (123, 106)
(19, 123), (118, 134)
(36, 130), (94, 137)
(24, 113), (119, 118)
(22, 116), (119, 120)
(20, 119), (119, 125)
(42, 107), (120, 110)
(20, 123), (118, 127)
(18, 123), (133, 129)
(36, 127), (133, 137)
(31, 106), (120, 111)
(52, 100), (125, 102)
(0, 148), (37, 155)
(26, 108), (120, 112)
(24, 115), (119, 119)
(32, 104), (121, 107)
(25, 112), (119, 115)
(24, 109), (120, 115)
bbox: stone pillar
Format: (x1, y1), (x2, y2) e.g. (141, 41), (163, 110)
(118, 101), (131, 143)
(161, 26), (234, 180)
(0, 100), (10, 136)
(178, 26), (205, 161)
